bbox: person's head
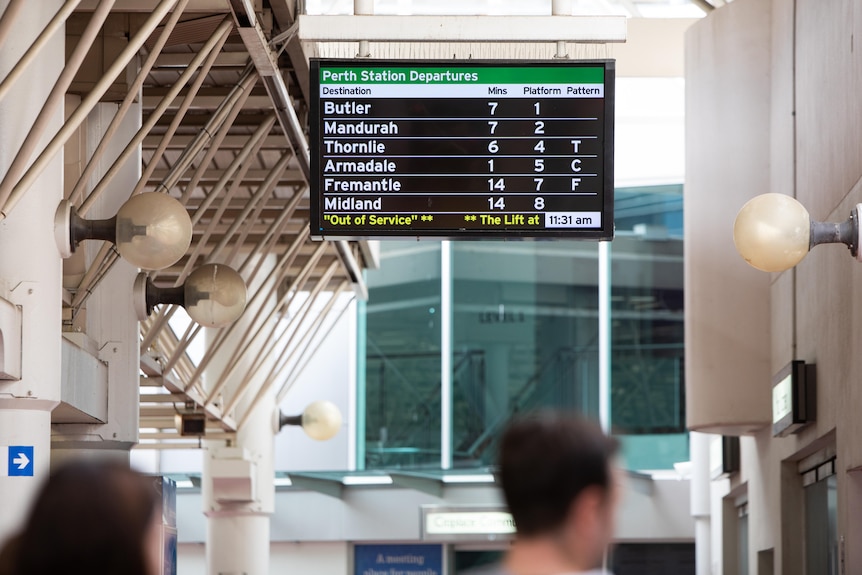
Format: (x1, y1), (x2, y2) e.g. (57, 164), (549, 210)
(11, 460), (161, 575)
(498, 411), (620, 570)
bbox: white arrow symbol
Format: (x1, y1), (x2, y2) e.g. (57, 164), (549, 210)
(13, 453), (29, 470)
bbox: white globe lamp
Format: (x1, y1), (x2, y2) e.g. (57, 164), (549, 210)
(134, 263), (248, 328)
(276, 400), (343, 441)
(733, 193), (862, 272)
(55, 192), (192, 271)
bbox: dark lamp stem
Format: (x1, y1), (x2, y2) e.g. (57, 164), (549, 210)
(278, 412), (302, 430)
(69, 208), (116, 249)
(810, 209), (858, 256)
(144, 278), (185, 315)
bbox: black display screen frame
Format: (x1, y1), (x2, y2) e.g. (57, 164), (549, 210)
(309, 58), (615, 240)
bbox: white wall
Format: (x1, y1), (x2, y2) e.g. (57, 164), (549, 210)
(175, 478), (692, 573)
(175, 479), (689, 544)
(275, 298), (356, 472)
(177, 543), (206, 575)
(616, 477), (696, 542)
(271, 542), (350, 575)
(177, 541), (349, 575)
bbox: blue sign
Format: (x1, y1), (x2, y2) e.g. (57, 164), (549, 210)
(8, 445), (34, 476)
(355, 544), (442, 575)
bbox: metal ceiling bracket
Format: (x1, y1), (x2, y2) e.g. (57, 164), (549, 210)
(227, 0), (369, 300)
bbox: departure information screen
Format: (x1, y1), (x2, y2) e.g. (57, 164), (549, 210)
(309, 59), (615, 240)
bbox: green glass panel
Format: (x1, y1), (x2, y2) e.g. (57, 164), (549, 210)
(611, 184), (686, 469)
(359, 183), (687, 472)
(451, 240), (600, 467)
(363, 242), (442, 469)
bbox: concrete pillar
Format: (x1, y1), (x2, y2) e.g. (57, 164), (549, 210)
(203, 256), (276, 575)
(684, 0), (773, 435)
(204, 398), (276, 575)
(355, 0), (372, 57)
(0, 0), (65, 543)
(552, 0), (573, 15)
(690, 432), (712, 575)
(52, 96), (142, 464)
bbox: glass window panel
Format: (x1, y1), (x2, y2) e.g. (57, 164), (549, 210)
(359, 183), (687, 471)
(451, 240), (600, 468)
(828, 474), (838, 575)
(453, 550), (505, 574)
(611, 184), (686, 470)
(609, 543), (696, 575)
(805, 471), (839, 575)
(363, 242), (442, 470)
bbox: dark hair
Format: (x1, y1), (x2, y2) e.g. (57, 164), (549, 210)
(497, 411), (619, 537)
(11, 460), (159, 575)
(0, 534), (20, 575)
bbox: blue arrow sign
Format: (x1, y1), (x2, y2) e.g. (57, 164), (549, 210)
(7, 446), (33, 477)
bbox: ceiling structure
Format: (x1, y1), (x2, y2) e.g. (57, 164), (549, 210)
(134, 0), (364, 447)
(0, 0), (712, 449)
(305, 0), (718, 18)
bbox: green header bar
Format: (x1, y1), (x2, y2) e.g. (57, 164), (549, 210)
(319, 66), (604, 85)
